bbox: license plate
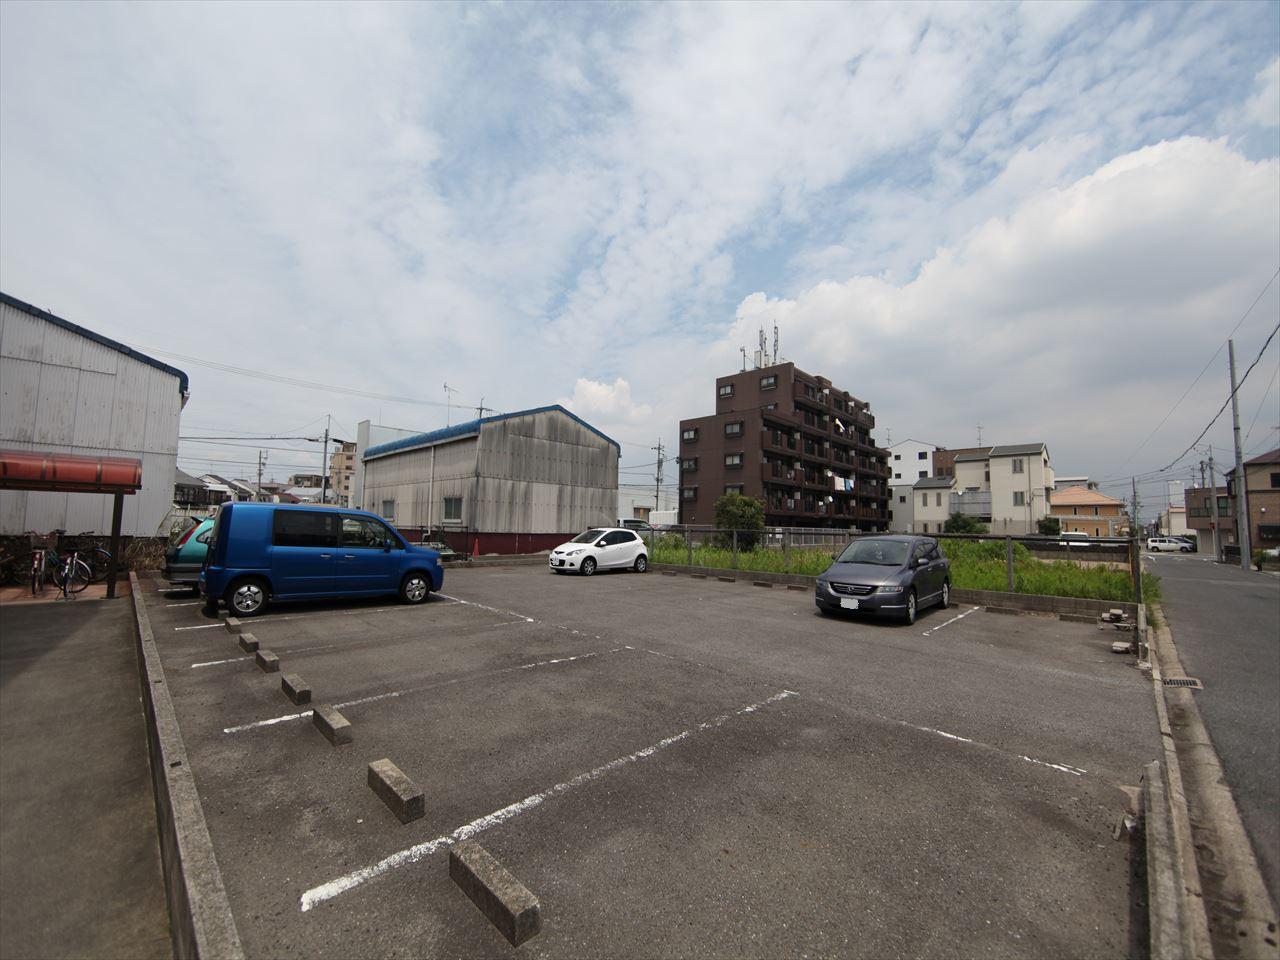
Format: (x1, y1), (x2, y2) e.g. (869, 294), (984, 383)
(552, 559), (565, 567)
(840, 598), (859, 610)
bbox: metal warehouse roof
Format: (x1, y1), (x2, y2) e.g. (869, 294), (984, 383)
(989, 443), (1046, 457)
(913, 476), (956, 489)
(363, 404), (621, 460)
(0, 291), (190, 394)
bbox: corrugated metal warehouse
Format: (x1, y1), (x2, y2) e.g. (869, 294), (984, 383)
(362, 405), (618, 553)
(0, 292), (188, 537)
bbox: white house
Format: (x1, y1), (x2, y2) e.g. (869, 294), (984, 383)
(888, 438), (942, 532)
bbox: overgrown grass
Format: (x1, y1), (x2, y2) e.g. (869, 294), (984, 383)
(649, 536), (1160, 603)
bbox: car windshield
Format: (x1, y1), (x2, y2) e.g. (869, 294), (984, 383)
(572, 529), (606, 544)
(836, 539), (910, 566)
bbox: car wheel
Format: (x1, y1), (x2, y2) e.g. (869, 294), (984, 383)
(903, 589), (917, 625)
(940, 580), (950, 609)
(226, 577), (268, 617)
(399, 572), (430, 604)
(580, 557), (597, 576)
(634, 554), (648, 573)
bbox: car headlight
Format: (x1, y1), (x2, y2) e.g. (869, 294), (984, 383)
(565, 549), (583, 556)
(877, 584), (904, 593)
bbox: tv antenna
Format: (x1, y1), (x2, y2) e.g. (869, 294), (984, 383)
(443, 382), (459, 426)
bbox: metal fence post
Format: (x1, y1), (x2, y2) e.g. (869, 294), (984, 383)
(1005, 536), (1015, 593)
(784, 528), (791, 569)
(732, 529), (739, 569)
(686, 527), (693, 568)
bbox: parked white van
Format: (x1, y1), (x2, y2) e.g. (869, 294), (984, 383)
(1147, 536), (1191, 553)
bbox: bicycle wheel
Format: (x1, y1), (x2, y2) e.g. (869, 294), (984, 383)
(86, 547), (112, 581)
(54, 557), (93, 594)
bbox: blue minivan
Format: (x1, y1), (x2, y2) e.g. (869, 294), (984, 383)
(199, 503), (444, 617)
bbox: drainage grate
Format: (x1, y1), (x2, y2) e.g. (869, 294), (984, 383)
(1163, 677), (1204, 689)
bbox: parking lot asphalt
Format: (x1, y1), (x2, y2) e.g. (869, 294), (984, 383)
(144, 565), (1160, 958)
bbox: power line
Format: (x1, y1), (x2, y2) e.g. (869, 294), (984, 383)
(1242, 357), (1279, 447)
(125, 341), (491, 411)
(1111, 268), (1279, 474)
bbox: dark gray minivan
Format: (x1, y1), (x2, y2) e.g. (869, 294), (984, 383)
(814, 535), (951, 625)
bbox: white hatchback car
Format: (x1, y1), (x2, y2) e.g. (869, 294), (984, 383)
(549, 527), (648, 576)
(1147, 536), (1192, 553)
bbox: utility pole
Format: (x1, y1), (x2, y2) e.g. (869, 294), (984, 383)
(1228, 339), (1252, 569)
(652, 439), (665, 517)
(1208, 445), (1222, 562)
(475, 397), (494, 420)
(976, 424), (983, 446)
(320, 415), (331, 504)
(1131, 477), (1140, 539)
(1199, 460), (1206, 491)
(256, 450), (266, 502)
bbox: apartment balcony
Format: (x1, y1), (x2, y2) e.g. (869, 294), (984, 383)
(950, 491), (991, 518)
(762, 464), (801, 488)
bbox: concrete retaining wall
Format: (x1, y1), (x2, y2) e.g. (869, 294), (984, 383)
(650, 562), (1137, 618)
(129, 573), (244, 960)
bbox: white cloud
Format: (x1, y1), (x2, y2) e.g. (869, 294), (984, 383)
(559, 377), (653, 427)
(1243, 58), (1280, 129)
(715, 137), (1280, 485)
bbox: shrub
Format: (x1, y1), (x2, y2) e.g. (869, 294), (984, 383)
(713, 493), (765, 551)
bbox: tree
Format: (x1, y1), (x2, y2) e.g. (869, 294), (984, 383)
(1036, 516), (1061, 537)
(943, 512), (989, 535)
(714, 492), (766, 550)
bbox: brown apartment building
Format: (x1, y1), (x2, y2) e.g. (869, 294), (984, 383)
(677, 362), (890, 529)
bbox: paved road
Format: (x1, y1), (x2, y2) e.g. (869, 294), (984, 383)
(1148, 553), (1280, 902)
(146, 567), (1158, 958)
(0, 598), (171, 959)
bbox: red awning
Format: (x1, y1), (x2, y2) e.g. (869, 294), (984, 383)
(0, 449), (142, 494)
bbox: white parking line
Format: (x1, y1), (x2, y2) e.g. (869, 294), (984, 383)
(299, 688), (798, 912)
(165, 601), (202, 608)
(222, 651), (608, 734)
(191, 656), (251, 669)
(921, 605), (981, 636)
(1019, 755), (1086, 776)
(173, 623), (225, 631)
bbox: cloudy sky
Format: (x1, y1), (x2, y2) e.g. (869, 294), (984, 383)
(2, 1), (1278, 514)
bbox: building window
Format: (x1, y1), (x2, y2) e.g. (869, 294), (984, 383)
(921, 493), (928, 507)
(1272, 472), (1280, 488)
(763, 403), (776, 411)
(921, 522), (929, 533)
(894, 454), (901, 461)
(724, 484), (743, 495)
(681, 487), (697, 501)
(681, 458), (697, 472)
(1012, 458), (1024, 474)
(1072, 507), (1078, 515)
(380, 500), (395, 519)
(918, 470), (927, 479)
(724, 422), (743, 437)
(760, 375), (776, 390)
(1092, 506), (1099, 516)
(1013, 491), (1026, 507)
(935, 492), (942, 507)
(718, 384), (734, 398)
(443, 496), (462, 522)
(898, 495), (906, 503)
(682, 428), (698, 442)
(1217, 496), (1229, 512)
(894, 472), (901, 480)
(918, 451), (928, 460)
(724, 453), (743, 468)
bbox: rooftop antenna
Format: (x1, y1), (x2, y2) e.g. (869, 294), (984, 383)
(773, 323), (780, 365)
(443, 382), (459, 426)
(977, 423), (984, 446)
(740, 346), (747, 372)
(758, 326), (769, 368)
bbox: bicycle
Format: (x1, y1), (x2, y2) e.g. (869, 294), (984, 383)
(56, 529), (113, 582)
(28, 532), (93, 596)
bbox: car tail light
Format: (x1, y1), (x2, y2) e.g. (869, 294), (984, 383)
(176, 525), (199, 547)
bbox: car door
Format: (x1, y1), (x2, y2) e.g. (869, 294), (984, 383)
(619, 530), (642, 566)
(912, 540), (939, 600)
(598, 531), (628, 568)
(335, 515), (401, 594)
(270, 510), (337, 596)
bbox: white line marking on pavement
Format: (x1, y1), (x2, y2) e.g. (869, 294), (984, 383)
(223, 652), (608, 734)
(173, 623), (225, 631)
(921, 605), (981, 636)
(436, 593), (537, 623)
(165, 601), (201, 607)
(909, 724), (974, 743)
(192, 656), (251, 669)
(299, 688), (798, 912)
(1019, 755), (1086, 776)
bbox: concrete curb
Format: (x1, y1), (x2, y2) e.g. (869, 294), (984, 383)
(649, 562), (1138, 618)
(1149, 603), (1279, 959)
(129, 573), (245, 960)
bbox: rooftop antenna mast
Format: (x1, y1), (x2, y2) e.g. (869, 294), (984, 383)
(757, 326), (768, 368)
(977, 423), (984, 446)
(740, 346), (747, 372)
(773, 323), (780, 365)
(443, 382), (459, 426)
